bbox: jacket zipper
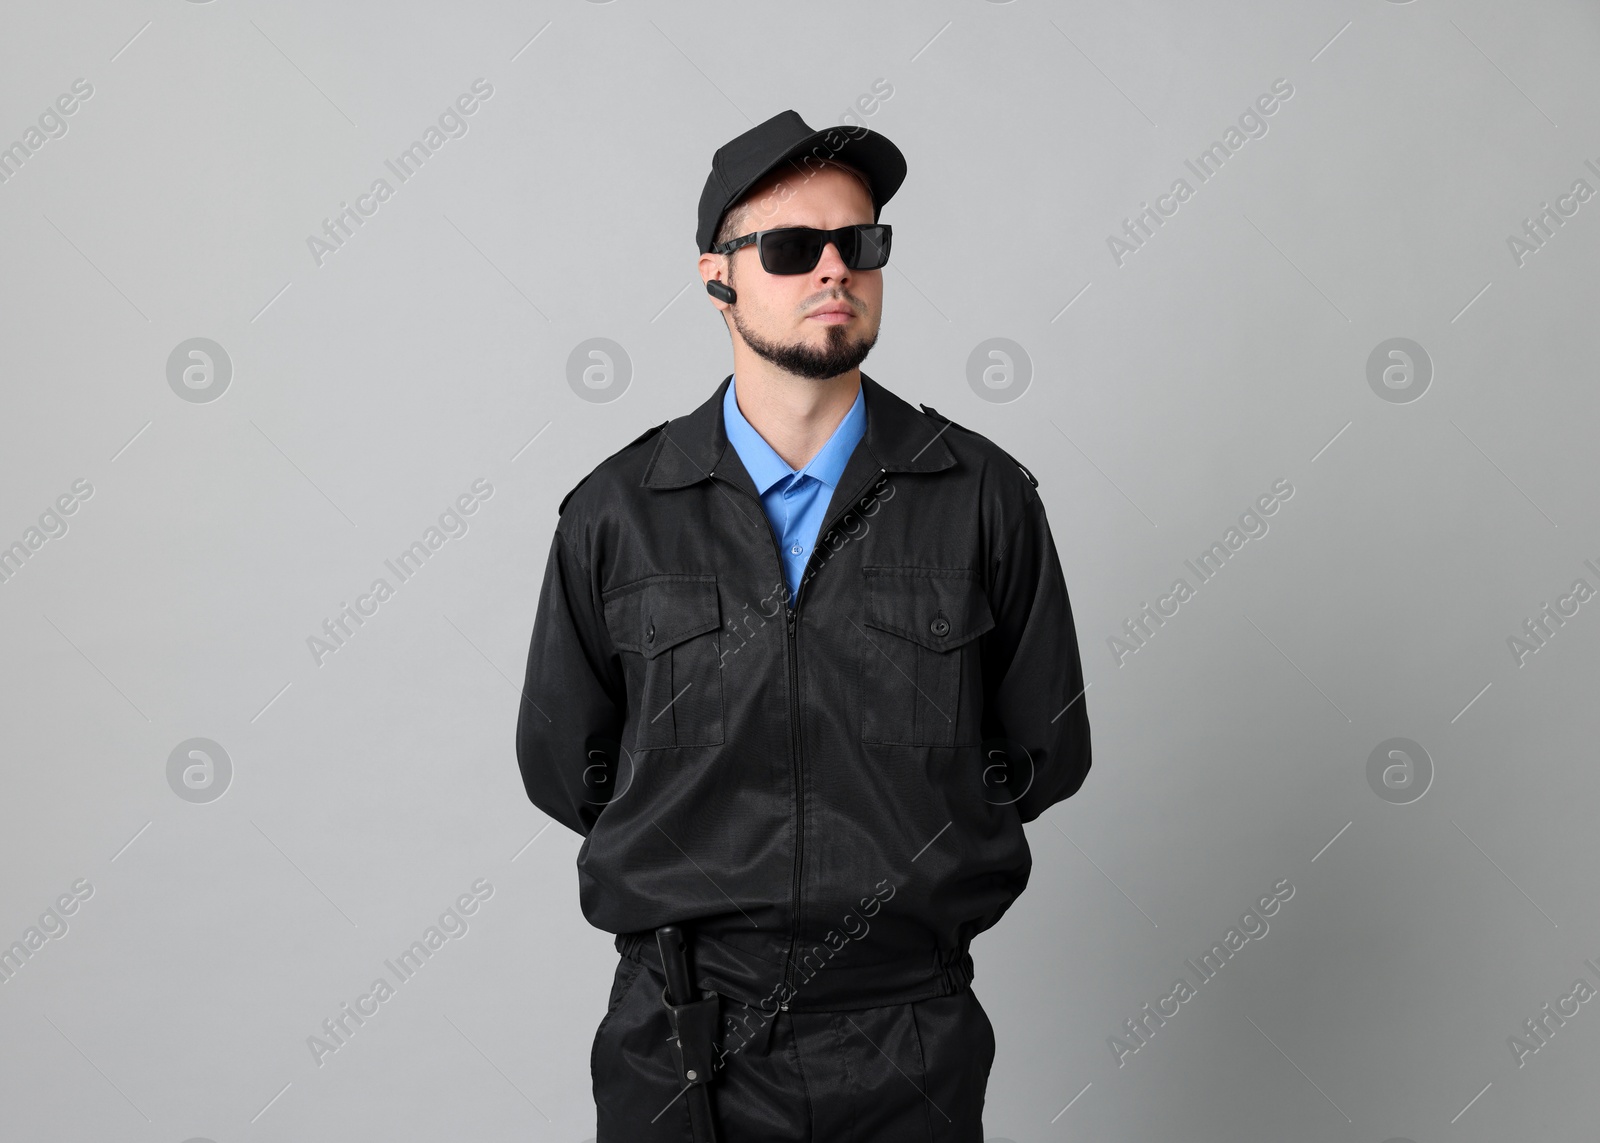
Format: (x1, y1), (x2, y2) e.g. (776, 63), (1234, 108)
(715, 464), (889, 1012)
(780, 603), (802, 1010)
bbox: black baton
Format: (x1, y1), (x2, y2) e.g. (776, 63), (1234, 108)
(656, 925), (720, 1143)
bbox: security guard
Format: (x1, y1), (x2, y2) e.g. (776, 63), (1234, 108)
(516, 109), (1092, 1142)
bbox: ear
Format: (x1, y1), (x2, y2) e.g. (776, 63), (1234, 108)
(697, 250), (727, 284)
(699, 251), (735, 308)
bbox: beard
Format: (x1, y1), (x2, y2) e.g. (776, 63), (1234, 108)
(731, 304), (878, 382)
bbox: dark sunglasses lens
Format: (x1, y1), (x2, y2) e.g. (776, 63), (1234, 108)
(762, 229), (824, 274)
(851, 225), (890, 269)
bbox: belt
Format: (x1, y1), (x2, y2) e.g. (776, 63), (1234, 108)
(615, 929), (978, 1010)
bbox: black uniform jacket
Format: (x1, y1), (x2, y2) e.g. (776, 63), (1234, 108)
(516, 372), (1091, 1013)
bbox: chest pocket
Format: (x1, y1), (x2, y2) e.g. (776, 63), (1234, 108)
(859, 567), (996, 747)
(602, 574), (725, 751)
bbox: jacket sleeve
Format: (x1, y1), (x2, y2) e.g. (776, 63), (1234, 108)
(981, 492), (1092, 823)
(515, 525), (626, 837)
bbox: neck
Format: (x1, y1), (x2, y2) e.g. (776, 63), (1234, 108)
(730, 363), (860, 471)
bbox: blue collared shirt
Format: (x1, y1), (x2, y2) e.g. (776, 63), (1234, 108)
(723, 374), (867, 606)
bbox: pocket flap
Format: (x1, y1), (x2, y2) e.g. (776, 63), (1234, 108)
(602, 575), (720, 660)
(862, 567), (996, 651)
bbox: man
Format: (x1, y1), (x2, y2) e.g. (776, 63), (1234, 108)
(516, 109), (1092, 1142)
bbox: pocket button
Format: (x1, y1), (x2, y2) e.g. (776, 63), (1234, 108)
(929, 614), (950, 637)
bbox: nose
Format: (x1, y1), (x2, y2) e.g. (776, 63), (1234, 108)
(814, 241), (850, 283)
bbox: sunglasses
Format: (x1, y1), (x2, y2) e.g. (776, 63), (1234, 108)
(712, 224), (892, 275)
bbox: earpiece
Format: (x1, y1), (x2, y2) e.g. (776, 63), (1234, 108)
(705, 279), (736, 304)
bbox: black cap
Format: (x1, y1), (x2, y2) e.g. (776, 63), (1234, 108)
(696, 110), (907, 254)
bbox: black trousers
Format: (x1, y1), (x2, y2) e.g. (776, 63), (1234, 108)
(591, 955), (996, 1142)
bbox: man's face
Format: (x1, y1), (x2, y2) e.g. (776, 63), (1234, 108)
(716, 164), (882, 382)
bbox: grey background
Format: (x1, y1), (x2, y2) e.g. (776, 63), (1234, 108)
(2, 1), (1597, 1140)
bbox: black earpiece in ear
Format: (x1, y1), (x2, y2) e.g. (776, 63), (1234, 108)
(706, 279), (736, 304)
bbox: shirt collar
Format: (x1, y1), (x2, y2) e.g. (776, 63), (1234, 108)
(641, 371), (956, 494)
(722, 374), (867, 497)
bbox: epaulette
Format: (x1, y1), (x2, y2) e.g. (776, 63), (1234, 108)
(918, 403), (1038, 489)
(558, 420), (669, 517)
